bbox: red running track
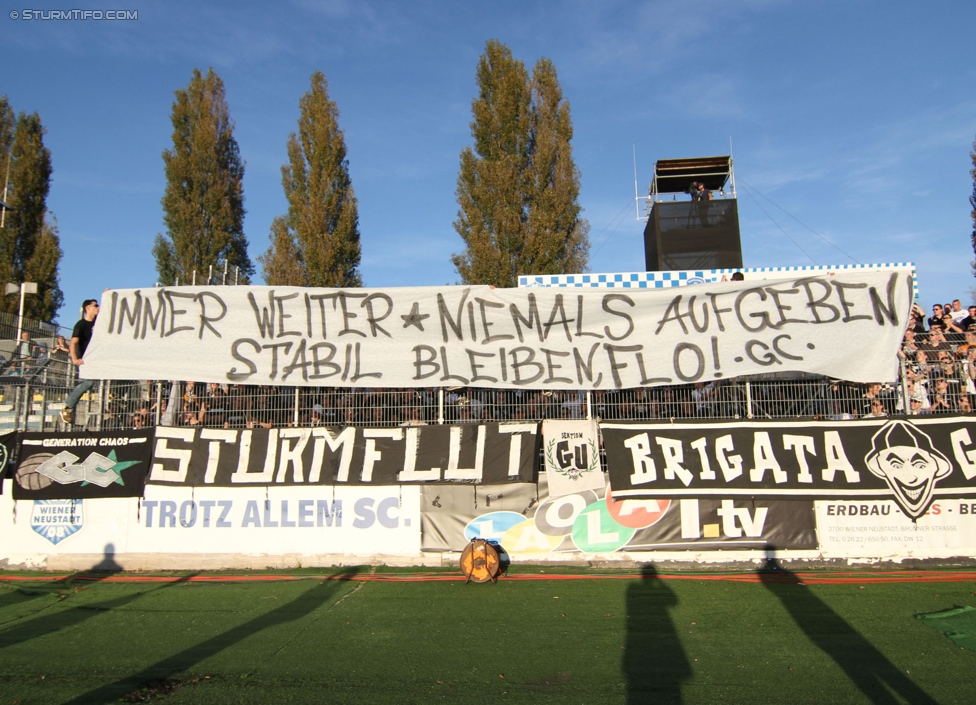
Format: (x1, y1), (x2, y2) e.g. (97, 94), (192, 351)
(1, 570), (975, 585)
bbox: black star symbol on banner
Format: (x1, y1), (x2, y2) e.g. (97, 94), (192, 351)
(401, 302), (430, 331)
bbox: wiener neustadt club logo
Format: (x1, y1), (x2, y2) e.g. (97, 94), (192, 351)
(31, 499), (84, 545)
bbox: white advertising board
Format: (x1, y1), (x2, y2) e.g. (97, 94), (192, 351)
(815, 498), (976, 559)
(0, 481), (422, 562)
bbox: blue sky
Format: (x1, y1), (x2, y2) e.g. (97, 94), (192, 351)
(2, 0), (974, 326)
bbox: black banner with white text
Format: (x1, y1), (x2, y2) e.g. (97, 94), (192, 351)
(13, 430), (153, 499)
(148, 423), (540, 487)
(602, 416), (976, 521)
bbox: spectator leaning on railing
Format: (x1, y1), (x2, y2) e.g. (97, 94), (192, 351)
(930, 376), (956, 413)
(942, 314), (964, 345)
(899, 328), (919, 362)
(922, 327), (952, 355)
(50, 335), (71, 381)
(10, 330), (42, 376)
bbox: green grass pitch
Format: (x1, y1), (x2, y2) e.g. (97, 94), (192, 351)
(0, 567), (974, 704)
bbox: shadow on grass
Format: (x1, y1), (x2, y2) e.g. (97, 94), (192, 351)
(0, 577), (71, 613)
(624, 564), (691, 704)
(62, 568), (362, 704)
(758, 552), (937, 704)
(0, 544), (181, 649)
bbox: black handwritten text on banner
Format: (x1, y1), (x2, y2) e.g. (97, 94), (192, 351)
(84, 271), (911, 389)
(148, 423), (539, 487)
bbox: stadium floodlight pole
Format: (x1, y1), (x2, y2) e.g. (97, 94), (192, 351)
(5, 281), (38, 345)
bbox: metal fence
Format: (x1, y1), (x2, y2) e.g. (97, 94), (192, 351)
(1, 355), (971, 433)
(0, 307), (969, 431)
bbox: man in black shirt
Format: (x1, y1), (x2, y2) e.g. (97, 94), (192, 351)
(960, 305), (976, 331)
(690, 181), (711, 227)
(60, 299), (99, 425)
(921, 326), (952, 355)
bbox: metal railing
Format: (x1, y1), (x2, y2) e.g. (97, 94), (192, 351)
(0, 309), (60, 343)
(0, 307), (966, 430)
(1, 356), (970, 433)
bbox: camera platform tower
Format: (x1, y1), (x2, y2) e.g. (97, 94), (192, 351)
(640, 155), (742, 272)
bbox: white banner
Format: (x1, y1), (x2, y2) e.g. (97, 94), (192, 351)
(815, 498), (976, 559)
(130, 485), (421, 555)
(83, 270), (912, 389)
(543, 419), (604, 497)
(0, 483), (421, 559)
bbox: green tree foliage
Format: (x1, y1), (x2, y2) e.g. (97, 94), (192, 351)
(260, 71), (362, 287)
(0, 97), (14, 210)
(24, 215), (65, 319)
(452, 41), (589, 287)
(0, 97), (63, 321)
(154, 68), (253, 285)
(0, 97), (15, 277)
(971, 136), (976, 278)
(260, 215), (305, 285)
(525, 59), (590, 275)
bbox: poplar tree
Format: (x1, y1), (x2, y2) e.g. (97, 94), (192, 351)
(0, 98), (63, 321)
(260, 216), (305, 285)
(0, 96), (16, 285)
(260, 71), (362, 287)
(524, 59), (589, 276)
(0, 97), (12, 211)
(154, 68), (253, 285)
(452, 41), (589, 287)
(971, 135), (976, 278)
(23, 216), (64, 319)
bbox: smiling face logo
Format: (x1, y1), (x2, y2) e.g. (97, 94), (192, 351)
(864, 420), (952, 520)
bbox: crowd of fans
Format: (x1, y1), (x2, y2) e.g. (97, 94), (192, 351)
(893, 299), (976, 416)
